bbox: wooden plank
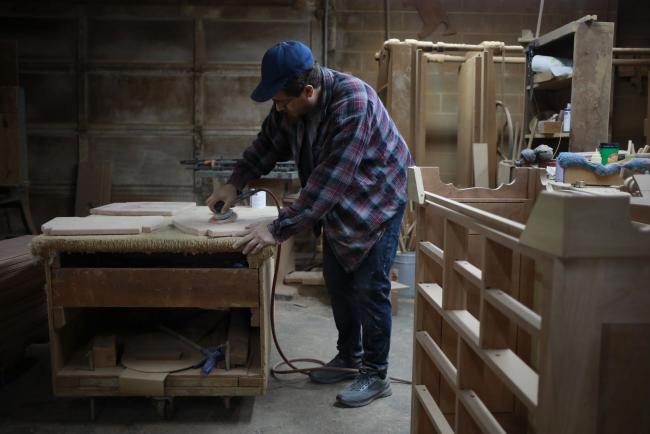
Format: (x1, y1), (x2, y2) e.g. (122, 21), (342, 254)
(172, 206), (278, 238)
(425, 192), (526, 237)
(453, 260), (482, 288)
(414, 49), (428, 165)
(446, 310), (480, 346)
(458, 389), (507, 434)
(75, 161), (112, 217)
(484, 349), (538, 410)
(442, 220), (468, 310)
(41, 215), (165, 235)
(457, 54), (481, 187)
(227, 309), (250, 366)
(90, 201), (195, 216)
(413, 385), (454, 434)
(484, 289), (541, 336)
(472, 143), (489, 188)
(570, 21), (614, 151)
(419, 241), (444, 265)
(51, 268), (259, 308)
(448, 307), (538, 410)
(534, 15), (598, 48)
(416, 331), (457, 388)
(481, 49), (497, 188)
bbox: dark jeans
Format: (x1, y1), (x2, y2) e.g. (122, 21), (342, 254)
(322, 206), (404, 374)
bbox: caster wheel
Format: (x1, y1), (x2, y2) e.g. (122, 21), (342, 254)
(153, 397), (175, 419)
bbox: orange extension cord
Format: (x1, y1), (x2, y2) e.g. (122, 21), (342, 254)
(254, 187), (410, 385)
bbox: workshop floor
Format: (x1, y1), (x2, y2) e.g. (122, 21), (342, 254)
(0, 288), (415, 434)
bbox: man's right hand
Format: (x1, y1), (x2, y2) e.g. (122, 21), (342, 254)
(206, 183), (238, 214)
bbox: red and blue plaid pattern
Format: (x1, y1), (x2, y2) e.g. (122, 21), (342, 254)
(228, 67), (412, 272)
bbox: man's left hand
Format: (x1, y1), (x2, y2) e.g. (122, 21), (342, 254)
(233, 223), (277, 255)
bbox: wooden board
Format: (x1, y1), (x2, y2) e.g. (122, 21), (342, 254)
(91, 201), (195, 216)
(41, 215), (166, 235)
(172, 206), (278, 238)
(472, 143), (489, 188)
(50, 267), (260, 308)
(75, 161), (112, 217)
(0, 86), (27, 185)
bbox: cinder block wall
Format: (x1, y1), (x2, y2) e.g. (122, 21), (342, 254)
(330, 0), (618, 183)
(0, 0), (631, 231)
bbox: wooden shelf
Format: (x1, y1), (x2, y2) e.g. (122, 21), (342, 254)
(453, 260), (482, 288)
(458, 390), (507, 434)
(484, 288), (542, 336)
(413, 385), (454, 434)
(416, 331), (458, 388)
(419, 241), (444, 265)
(527, 75), (572, 91)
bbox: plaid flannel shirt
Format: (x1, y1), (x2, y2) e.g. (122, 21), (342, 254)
(228, 67), (412, 272)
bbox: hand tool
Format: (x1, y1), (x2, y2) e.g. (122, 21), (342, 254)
(212, 189), (260, 221)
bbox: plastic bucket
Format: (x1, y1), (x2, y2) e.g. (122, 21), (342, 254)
(391, 251), (416, 297)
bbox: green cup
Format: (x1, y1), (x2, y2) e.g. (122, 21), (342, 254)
(599, 143), (619, 165)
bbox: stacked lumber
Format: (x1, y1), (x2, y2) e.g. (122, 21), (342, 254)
(0, 236), (47, 375)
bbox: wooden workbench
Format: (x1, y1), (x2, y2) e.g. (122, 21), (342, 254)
(31, 225), (275, 402)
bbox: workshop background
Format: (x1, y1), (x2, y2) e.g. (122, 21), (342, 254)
(3, 0), (648, 230)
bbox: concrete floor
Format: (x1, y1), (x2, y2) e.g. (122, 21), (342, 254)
(0, 289), (415, 434)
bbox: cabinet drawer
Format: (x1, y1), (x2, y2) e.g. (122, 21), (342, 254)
(51, 268), (259, 308)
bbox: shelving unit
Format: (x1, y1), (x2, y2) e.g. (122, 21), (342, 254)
(523, 16), (614, 153)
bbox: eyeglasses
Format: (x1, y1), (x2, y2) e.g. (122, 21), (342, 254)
(272, 96), (296, 110)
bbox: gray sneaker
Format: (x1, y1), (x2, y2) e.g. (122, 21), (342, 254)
(309, 354), (361, 384)
(336, 370), (392, 407)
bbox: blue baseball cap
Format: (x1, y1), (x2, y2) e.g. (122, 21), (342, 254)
(251, 40), (315, 102)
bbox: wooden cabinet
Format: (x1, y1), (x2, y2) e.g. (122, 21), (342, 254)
(523, 16), (614, 153)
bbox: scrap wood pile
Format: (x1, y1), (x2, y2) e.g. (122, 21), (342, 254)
(0, 236), (47, 377)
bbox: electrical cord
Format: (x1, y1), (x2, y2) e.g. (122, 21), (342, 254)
(253, 187), (411, 386)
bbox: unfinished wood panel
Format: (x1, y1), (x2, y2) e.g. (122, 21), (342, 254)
(87, 73), (193, 126)
(227, 309), (250, 366)
(458, 338), (514, 413)
(442, 220), (468, 310)
(537, 257), (650, 434)
(74, 160), (112, 217)
(0, 17), (77, 60)
(0, 40), (17, 85)
(570, 21), (614, 152)
(50, 268), (260, 308)
(456, 55), (481, 188)
(203, 134), (258, 159)
(88, 135), (193, 186)
(0, 86), (26, 185)
(27, 134), (78, 185)
(204, 21), (310, 63)
(597, 323), (650, 434)
(203, 74), (271, 128)
(20, 72), (77, 125)
(87, 19), (194, 63)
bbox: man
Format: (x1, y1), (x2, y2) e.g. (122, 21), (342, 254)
(206, 40), (411, 408)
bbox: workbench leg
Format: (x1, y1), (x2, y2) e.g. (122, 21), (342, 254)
(222, 396), (232, 409)
(153, 397), (175, 420)
(89, 397), (96, 421)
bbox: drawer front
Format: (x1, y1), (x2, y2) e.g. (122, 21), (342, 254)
(51, 268), (259, 308)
